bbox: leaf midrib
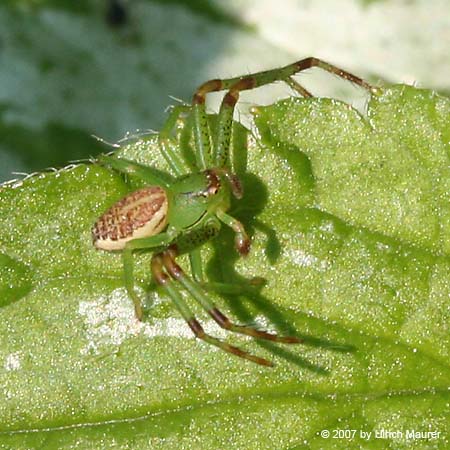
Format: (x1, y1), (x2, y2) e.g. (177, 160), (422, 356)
(1, 386), (448, 436)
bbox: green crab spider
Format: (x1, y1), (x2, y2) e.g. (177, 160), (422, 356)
(92, 57), (373, 366)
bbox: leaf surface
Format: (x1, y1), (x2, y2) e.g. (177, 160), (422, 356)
(0, 85), (449, 449)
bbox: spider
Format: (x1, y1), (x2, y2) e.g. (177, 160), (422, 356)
(92, 57), (372, 366)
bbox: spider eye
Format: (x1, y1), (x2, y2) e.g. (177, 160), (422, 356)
(207, 185), (219, 195)
(197, 184), (219, 198)
(204, 169), (221, 196)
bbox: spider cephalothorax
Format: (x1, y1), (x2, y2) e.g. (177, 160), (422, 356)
(93, 57), (373, 366)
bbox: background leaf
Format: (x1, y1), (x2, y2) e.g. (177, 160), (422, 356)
(0, 0), (448, 181)
(0, 85), (449, 448)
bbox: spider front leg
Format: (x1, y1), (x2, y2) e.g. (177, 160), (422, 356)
(193, 56), (374, 169)
(151, 252), (273, 366)
(162, 248), (302, 346)
(216, 208), (250, 256)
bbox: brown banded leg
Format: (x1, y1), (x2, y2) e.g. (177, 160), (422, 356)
(193, 57), (372, 103)
(193, 57), (373, 168)
(151, 253), (273, 366)
(214, 168), (243, 199)
(161, 248), (302, 344)
(286, 77), (314, 98)
(186, 318), (273, 367)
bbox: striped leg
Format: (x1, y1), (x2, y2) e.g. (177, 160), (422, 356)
(161, 248), (302, 345)
(151, 253), (273, 366)
(193, 57), (373, 168)
(158, 105), (192, 176)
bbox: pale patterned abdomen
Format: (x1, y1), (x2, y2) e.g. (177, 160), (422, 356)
(92, 186), (168, 251)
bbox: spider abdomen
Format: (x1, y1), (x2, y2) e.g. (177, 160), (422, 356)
(92, 186), (168, 251)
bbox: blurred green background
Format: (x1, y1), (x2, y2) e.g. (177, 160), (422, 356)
(0, 0), (448, 182)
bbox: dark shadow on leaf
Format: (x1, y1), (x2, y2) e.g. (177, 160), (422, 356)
(205, 164), (356, 372)
(253, 219), (281, 265)
(232, 172), (282, 265)
(0, 253), (33, 308)
(207, 222), (354, 374)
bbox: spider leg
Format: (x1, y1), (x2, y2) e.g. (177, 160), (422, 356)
(285, 77), (314, 98)
(97, 154), (173, 187)
(188, 248), (204, 283)
(151, 253), (273, 366)
(215, 208), (250, 256)
(122, 232), (176, 319)
(191, 101), (214, 170)
(188, 244), (262, 288)
(162, 248), (302, 344)
(100, 105), (192, 181)
(158, 105), (192, 176)
(193, 57), (372, 168)
(203, 278), (266, 296)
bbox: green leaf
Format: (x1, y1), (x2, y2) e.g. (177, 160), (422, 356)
(254, 85), (450, 256)
(0, 85), (449, 448)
